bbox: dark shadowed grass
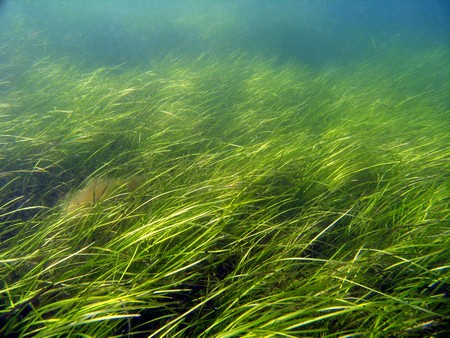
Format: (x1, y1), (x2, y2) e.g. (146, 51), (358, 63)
(0, 47), (449, 337)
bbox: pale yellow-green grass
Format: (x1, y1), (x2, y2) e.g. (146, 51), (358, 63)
(0, 47), (448, 337)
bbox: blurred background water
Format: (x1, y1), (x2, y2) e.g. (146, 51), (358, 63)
(1, 0), (448, 69)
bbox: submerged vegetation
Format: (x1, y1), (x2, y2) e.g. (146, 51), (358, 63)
(0, 46), (449, 337)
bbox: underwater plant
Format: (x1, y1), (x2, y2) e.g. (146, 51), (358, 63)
(0, 46), (448, 337)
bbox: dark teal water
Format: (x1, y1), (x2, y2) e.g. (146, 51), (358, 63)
(1, 0), (448, 69)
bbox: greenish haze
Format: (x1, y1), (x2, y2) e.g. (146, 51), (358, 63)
(0, 47), (449, 337)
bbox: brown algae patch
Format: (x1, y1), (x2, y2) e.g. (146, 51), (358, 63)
(65, 176), (143, 214)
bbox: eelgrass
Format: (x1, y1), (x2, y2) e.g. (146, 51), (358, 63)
(1, 46), (449, 337)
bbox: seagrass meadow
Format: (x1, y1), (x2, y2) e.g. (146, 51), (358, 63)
(0, 48), (448, 337)
(0, 3), (449, 335)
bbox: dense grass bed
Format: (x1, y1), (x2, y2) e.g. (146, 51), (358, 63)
(0, 48), (449, 337)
